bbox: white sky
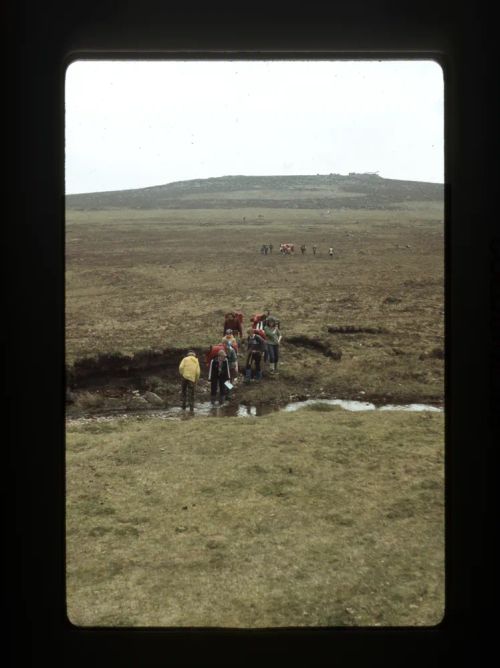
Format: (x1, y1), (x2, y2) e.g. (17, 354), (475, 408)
(65, 59), (444, 195)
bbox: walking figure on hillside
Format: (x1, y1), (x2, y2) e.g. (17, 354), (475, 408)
(263, 317), (282, 373)
(312, 244), (317, 255)
(269, 243), (273, 254)
(222, 329), (237, 348)
(244, 328), (266, 382)
(300, 244), (306, 255)
(179, 350), (201, 412)
(329, 247), (334, 258)
(222, 339), (239, 385)
(208, 349), (231, 404)
(223, 311), (243, 341)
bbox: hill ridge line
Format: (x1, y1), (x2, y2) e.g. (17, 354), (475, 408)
(66, 173), (444, 210)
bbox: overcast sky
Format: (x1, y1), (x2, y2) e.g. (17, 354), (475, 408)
(65, 59), (444, 195)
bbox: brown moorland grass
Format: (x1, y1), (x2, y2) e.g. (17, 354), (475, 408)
(66, 406), (444, 628)
(65, 204), (444, 406)
(65, 196), (444, 628)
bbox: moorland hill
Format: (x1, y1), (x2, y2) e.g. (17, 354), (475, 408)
(66, 173), (443, 211)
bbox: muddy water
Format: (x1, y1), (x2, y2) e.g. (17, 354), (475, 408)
(66, 398), (443, 425)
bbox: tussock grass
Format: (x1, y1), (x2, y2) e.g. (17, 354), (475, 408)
(66, 408), (444, 628)
(66, 203), (444, 404)
(303, 402), (340, 412)
(73, 391), (106, 410)
(65, 197), (444, 628)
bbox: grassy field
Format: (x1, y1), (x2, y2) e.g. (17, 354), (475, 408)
(66, 405), (444, 627)
(65, 183), (444, 627)
(65, 203), (444, 407)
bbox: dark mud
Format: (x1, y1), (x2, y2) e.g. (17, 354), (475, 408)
(327, 325), (389, 334)
(66, 347), (206, 389)
(286, 336), (341, 359)
(65, 341), (443, 420)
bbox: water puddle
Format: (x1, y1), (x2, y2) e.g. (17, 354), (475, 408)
(67, 398), (443, 425)
(283, 399), (443, 413)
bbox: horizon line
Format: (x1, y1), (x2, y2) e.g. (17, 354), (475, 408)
(65, 172), (445, 196)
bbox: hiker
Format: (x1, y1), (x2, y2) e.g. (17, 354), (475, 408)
(222, 329), (238, 349)
(208, 349), (231, 404)
(263, 317), (282, 373)
(222, 339), (239, 384)
(244, 327), (266, 382)
(329, 247), (334, 258)
(300, 244), (306, 255)
(178, 350), (201, 411)
(269, 243), (273, 254)
(263, 309), (280, 328)
(250, 311), (267, 332)
(312, 244), (317, 255)
(223, 311), (243, 340)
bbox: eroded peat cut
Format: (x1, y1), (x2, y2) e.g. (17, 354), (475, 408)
(286, 335), (342, 359)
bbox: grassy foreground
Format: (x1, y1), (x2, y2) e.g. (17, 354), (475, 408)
(66, 406), (444, 628)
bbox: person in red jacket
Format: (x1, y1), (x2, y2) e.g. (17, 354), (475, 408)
(223, 311), (243, 340)
(250, 311), (268, 332)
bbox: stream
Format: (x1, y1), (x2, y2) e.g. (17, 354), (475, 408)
(66, 397), (443, 424)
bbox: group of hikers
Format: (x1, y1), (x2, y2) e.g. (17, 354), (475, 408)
(262, 243), (334, 257)
(300, 244), (334, 256)
(178, 309), (282, 411)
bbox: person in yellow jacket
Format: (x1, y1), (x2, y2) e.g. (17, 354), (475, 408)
(179, 351), (201, 411)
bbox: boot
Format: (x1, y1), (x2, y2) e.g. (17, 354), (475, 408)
(255, 370), (262, 381)
(244, 369), (252, 383)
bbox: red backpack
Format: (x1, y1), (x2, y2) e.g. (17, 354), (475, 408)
(250, 328), (266, 339)
(205, 344), (225, 367)
(224, 310), (244, 335)
(250, 313), (266, 329)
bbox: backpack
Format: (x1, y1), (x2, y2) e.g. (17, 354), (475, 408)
(205, 344), (225, 366)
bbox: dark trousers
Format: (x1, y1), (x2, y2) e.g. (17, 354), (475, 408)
(267, 344), (279, 365)
(246, 351), (262, 378)
(181, 379), (195, 409)
(211, 377), (226, 402)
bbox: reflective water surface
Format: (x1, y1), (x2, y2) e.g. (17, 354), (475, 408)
(67, 398), (443, 425)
